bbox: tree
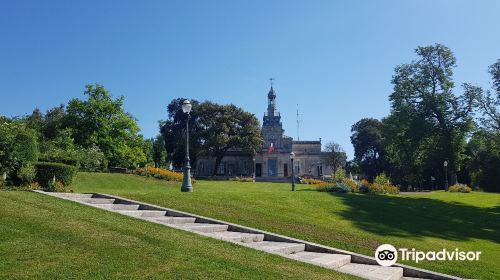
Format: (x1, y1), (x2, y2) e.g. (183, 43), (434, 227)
(197, 102), (263, 175)
(65, 83), (146, 167)
(350, 118), (388, 180)
(0, 119), (38, 178)
(160, 98), (203, 169)
(465, 130), (500, 192)
(324, 141), (347, 176)
(466, 60), (500, 192)
(160, 99), (263, 175)
(477, 59), (500, 130)
(152, 135), (167, 168)
(389, 44), (479, 185)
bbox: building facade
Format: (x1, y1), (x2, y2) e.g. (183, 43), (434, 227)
(195, 85), (333, 180)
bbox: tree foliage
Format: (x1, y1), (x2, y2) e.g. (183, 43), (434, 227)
(350, 118), (388, 180)
(0, 120), (39, 177)
(324, 141), (347, 175)
(388, 44), (479, 186)
(65, 84), (146, 167)
(160, 99), (263, 175)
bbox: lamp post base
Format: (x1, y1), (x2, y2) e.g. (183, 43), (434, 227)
(181, 186), (193, 192)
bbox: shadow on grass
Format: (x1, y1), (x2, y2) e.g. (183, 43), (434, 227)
(330, 193), (500, 243)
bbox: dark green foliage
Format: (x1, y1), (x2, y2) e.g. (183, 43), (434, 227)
(387, 44), (479, 187)
(330, 183), (350, 193)
(160, 98), (202, 169)
(16, 164), (36, 186)
(65, 84), (146, 167)
(350, 118), (388, 180)
(466, 130), (500, 192)
(160, 99), (263, 174)
(152, 135), (167, 168)
(34, 162), (77, 189)
(0, 120), (39, 180)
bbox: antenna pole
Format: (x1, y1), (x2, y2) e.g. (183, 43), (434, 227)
(296, 104), (300, 141)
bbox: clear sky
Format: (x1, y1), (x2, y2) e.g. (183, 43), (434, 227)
(1, 0), (499, 159)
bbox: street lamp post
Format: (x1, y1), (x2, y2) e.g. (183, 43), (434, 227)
(252, 157), (256, 182)
(443, 160), (448, 191)
(290, 152), (295, 191)
(181, 100), (193, 192)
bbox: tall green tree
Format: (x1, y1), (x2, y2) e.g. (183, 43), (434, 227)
(350, 118), (388, 180)
(160, 98), (203, 169)
(65, 84), (146, 167)
(467, 59), (500, 192)
(389, 44), (479, 185)
(152, 135), (167, 168)
(197, 102), (263, 175)
(0, 119), (38, 177)
(478, 59), (500, 130)
(160, 99), (263, 175)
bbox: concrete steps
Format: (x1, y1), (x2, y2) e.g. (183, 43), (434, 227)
(245, 241), (305, 254)
(338, 263), (403, 280)
(205, 231), (265, 243)
(176, 223), (229, 233)
(80, 198), (115, 204)
(150, 216), (197, 224)
(36, 192), (448, 280)
(117, 210), (167, 218)
(95, 204), (140, 210)
(288, 251), (351, 268)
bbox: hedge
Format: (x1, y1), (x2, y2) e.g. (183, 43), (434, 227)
(34, 162), (78, 189)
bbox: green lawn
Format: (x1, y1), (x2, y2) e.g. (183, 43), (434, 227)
(71, 172), (500, 280)
(0, 191), (358, 280)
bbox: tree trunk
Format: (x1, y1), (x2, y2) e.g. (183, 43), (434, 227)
(213, 155), (224, 176)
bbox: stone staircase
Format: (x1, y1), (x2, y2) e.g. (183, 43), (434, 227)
(36, 191), (463, 280)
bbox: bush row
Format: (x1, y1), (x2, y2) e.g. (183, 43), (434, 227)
(312, 173), (400, 195)
(448, 184), (472, 193)
(34, 162), (78, 190)
(135, 166), (185, 182)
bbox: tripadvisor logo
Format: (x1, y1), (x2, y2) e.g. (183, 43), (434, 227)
(375, 244), (482, 267)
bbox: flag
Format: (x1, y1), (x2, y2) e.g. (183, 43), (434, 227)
(268, 142), (275, 153)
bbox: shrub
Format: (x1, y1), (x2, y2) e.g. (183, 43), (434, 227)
(359, 179), (371, 193)
(357, 179), (399, 194)
(315, 182), (350, 193)
(229, 176), (254, 182)
(34, 162), (78, 190)
(30, 182), (42, 190)
(315, 182), (332, 192)
(331, 183), (350, 193)
(303, 178), (325, 185)
(16, 164), (36, 186)
(78, 146), (107, 171)
(332, 168), (346, 183)
(448, 184), (472, 193)
(342, 178), (359, 193)
(374, 173), (391, 185)
(135, 166), (184, 182)
(0, 121), (38, 176)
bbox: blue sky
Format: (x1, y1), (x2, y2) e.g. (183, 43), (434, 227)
(1, 0), (499, 159)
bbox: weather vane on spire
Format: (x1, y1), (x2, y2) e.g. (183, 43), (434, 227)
(269, 77), (274, 87)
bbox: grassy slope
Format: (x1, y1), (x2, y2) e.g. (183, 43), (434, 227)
(0, 191), (359, 280)
(72, 173), (500, 280)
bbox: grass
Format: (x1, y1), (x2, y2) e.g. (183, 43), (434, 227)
(0, 191), (359, 280)
(71, 172), (500, 280)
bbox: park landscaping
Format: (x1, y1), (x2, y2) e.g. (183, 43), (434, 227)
(0, 190), (359, 280)
(65, 172), (500, 280)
